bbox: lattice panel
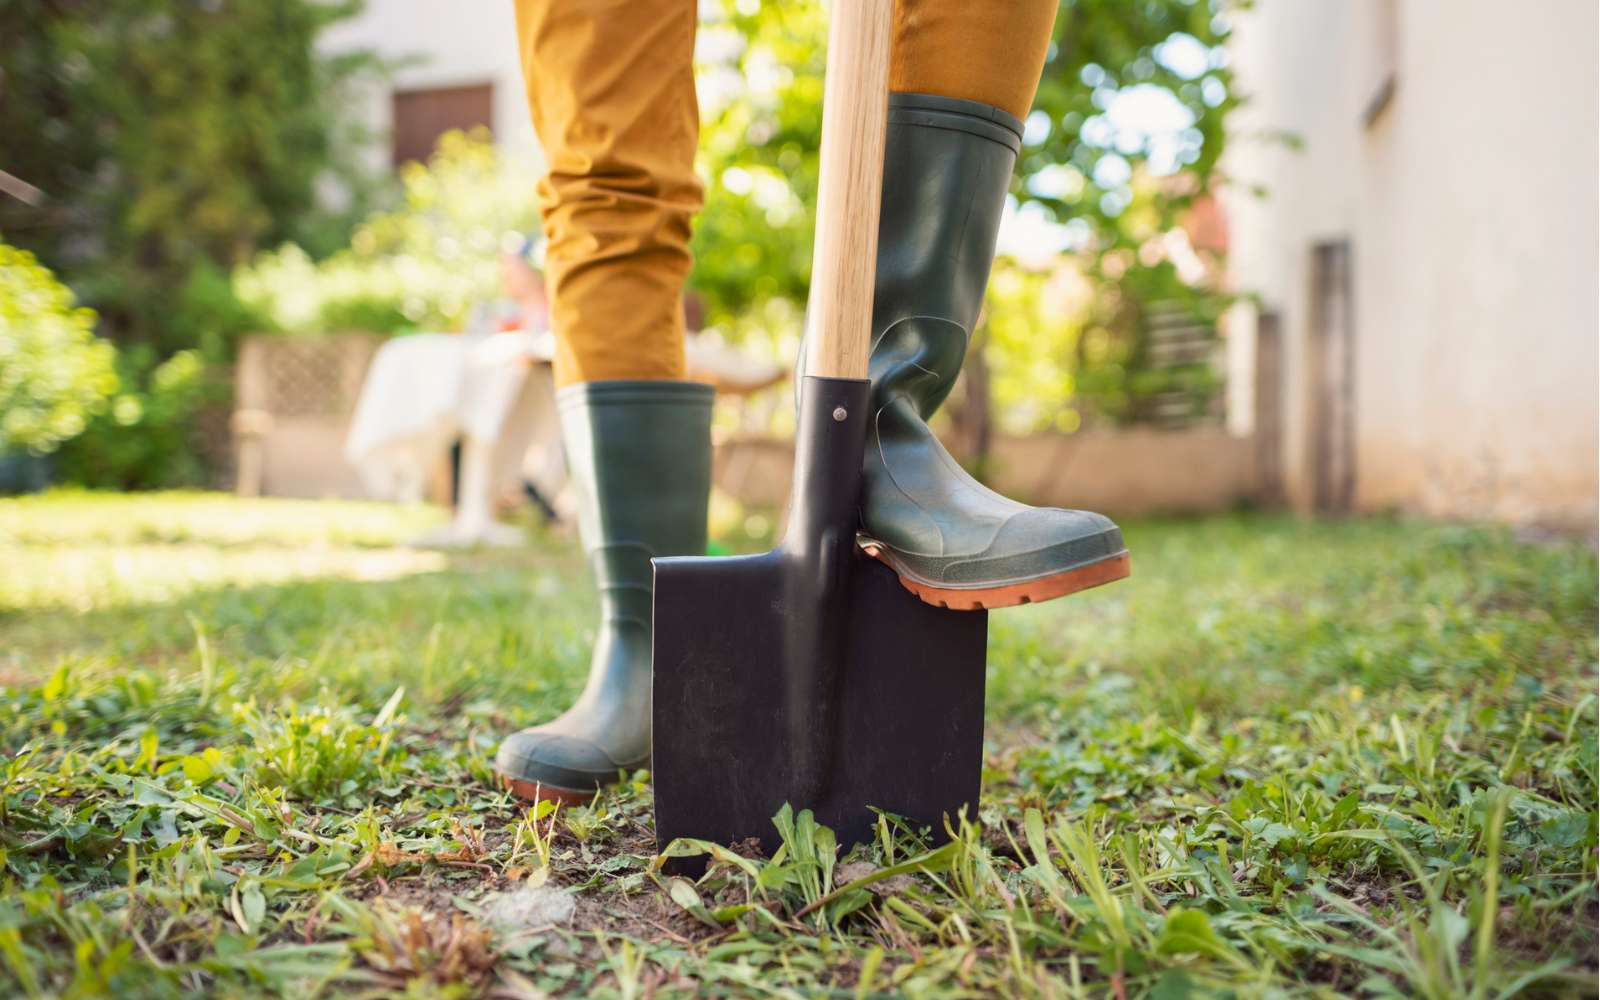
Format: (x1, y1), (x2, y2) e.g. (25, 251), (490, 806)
(262, 342), (349, 417)
(236, 335), (380, 419)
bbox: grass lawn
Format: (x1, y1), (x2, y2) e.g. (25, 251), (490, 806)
(0, 491), (1594, 998)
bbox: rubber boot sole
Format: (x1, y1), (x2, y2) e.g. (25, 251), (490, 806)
(498, 772), (599, 806)
(860, 543), (1131, 611)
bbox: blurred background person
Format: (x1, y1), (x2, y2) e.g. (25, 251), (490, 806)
(346, 233), (558, 547)
(344, 233), (787, 548)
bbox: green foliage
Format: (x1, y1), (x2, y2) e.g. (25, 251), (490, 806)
(5, 0), (1238, 439)
(0, 247), (112, 462)
(238, 129), (541, 336)
(0, 242), (118, 456)
(52, 348), (216, 490)
(240, 7), (823, 347)
(983, 255), (1226, 434)
(689, 2), (826, 326)
(688, 0), (1236, 427)
(241, 701), (398, 801)
(984, 264), (1092, 434)
(0, 0), (376, 356)
(1093, 257), (1226, 425)
(165, 261), (276, 361)
(1027, 0), (1235, 234)
(227, 0), (1238, 430)
(985, 0), (1238, 428)
(0, 494), (1595, 994)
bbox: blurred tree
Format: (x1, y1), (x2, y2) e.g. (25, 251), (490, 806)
(1026, 0), (1235, 240)
(0, 0), (378, 358)
(1000, 0), (1236, 431)
(690, 1), (827, 327)
(689, 0), (1237, 435)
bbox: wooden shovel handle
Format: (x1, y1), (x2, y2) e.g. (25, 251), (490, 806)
(803, 0), (892, 380)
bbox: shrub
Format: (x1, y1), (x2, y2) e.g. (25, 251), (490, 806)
(167, 261), (276, 361)
(53, 347), (218, 490)
(236, 130), (541, 337)
(0, 242), (118, 455)
(984, 255), (1224, 434)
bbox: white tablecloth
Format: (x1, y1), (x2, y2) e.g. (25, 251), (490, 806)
(344, 331), (553, 502)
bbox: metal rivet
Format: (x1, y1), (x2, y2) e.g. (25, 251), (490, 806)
(832, 406), (848, 422)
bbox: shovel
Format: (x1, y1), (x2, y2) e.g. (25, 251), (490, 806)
(651, 0), (989, 861)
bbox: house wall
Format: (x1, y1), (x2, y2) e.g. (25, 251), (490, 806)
(1223, 0), (1598, 531)
(318, 0), (540, 174)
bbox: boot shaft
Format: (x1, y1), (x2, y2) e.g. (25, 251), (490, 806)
(556, 380), (714, 626)
(872, 94), (1023, 419)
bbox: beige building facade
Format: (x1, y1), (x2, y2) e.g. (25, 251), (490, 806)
(319, 0), (539, 172)
(1223, 1), (1597, 532)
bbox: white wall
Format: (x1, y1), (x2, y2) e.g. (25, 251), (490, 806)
(1224, 0), (1598, 531)
(319, 0), (540, 174)
(1223, 3), (1360, 506)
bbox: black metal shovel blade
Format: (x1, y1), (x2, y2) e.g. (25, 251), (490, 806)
(651, 544), (988, 858)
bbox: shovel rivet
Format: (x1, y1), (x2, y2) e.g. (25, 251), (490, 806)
(832, 406), (848, 422)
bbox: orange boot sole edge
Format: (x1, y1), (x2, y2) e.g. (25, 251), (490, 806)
(863, 547), (1132, 611)
(499, 773), (599, 806)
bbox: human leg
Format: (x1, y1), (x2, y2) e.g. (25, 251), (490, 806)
(498, 0), (713, 801)
(857, 1), (1131, 609)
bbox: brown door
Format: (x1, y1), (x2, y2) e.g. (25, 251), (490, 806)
(392, 83), (494, 167)
(1309, 240), (1356, 513)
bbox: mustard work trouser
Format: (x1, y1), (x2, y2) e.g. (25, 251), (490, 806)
(515, 0), (1057, 386)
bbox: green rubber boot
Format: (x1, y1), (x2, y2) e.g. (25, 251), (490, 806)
(858, 94), (1129, 610)
(495, 380), (713, 802)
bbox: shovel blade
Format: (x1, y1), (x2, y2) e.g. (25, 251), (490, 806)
(652, 546), (987, 858)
